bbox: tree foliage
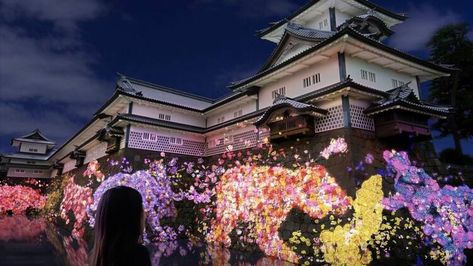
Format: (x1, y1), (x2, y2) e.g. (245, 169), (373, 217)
(428, 23), (473, 152)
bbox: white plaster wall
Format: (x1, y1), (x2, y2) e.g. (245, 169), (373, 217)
(305, 10), (331, 31)
(62, 158), (76, 173)
(84, 142), (108, 164)
(259, 56), (340, 109)
(19, 142), (47, 154)
(7, 168), (50, 178)
(206, 100), (257, 127)
(132, 104), (206, 127)
(335, 10), (352, 27)
(9, 158), (49, 166)
(132, 83), (212, 110)
(346, 56), (419, 96)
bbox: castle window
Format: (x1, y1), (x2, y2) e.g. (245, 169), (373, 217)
(234, 109), (243, 118)
(33, 170), (43, 174)
(303, 73), (321, 88)
(361, 69), (376, 82)
(392, 79), (405, 88)
(361, 69), (368, 80)
(169, 137), (183, 145)
(142, 132), (157, 142)
(323, 19), (328, 27)
(272, 87), (286, 99)
(369, 72), (376, 82)
(303, 77), (311, 88)
(16, 169), (25, 173)
(28, 148), (38, 152)
(158, 113), (171, 121)
(217, 116), (225, 123)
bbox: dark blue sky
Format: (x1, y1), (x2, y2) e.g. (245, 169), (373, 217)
(1, 0), (472, 155)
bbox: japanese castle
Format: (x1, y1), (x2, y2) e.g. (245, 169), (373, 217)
(1, 0), (452, 180)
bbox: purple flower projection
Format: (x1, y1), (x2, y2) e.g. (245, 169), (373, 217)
(383, 150), (473, 265)
(87, 160), (179, 242)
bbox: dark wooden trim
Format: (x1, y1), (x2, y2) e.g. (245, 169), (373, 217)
(125, 124), (131, 149)
(342, 95), (351, 128)
(329, 7), (337, 31)
(338, 52), (347, 81)
(128, 102), (133, 114)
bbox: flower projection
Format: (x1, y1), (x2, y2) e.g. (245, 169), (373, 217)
(87, 159), (178, 242)
(20, 136), (468, 266)
(83, 160), (105, 182)
(383, 150), (473, 265)
(0, 216), (46, 241)
(0, 185), (46, 214)
(320, 175), (384, 266)
(59, 177), (93, 238)
(207, 164), (351, 263)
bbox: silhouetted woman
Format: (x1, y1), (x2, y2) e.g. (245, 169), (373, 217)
(90, 186), (151, 266)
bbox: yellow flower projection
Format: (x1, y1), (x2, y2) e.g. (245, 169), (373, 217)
(319, 175), (384, 266)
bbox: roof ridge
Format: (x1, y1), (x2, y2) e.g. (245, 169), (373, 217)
(117, 73), (215, 103)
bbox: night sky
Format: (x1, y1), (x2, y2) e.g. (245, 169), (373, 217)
(1, 0), (472, 155)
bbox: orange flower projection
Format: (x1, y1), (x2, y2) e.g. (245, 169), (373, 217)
(207, 164), (351, 263)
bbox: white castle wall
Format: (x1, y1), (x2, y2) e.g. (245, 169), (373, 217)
(19, 142), (48, 154)
(206, 99), (257, 127)
(62, 158), (76, 174)
(132, 103), (206, 128)
(7, 167), (51, 178)
(84, 142), (108, 164)
(259, 56), (340, 109)
(346, 56), (419, 96)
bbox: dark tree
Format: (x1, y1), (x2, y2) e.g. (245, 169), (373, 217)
(427, 23), (473, 155)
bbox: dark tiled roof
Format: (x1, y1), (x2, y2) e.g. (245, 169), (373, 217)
(254, 96), (327, 126)
(257, 0), (407, 37)
(230, 27), (452, 90)
(365, 84), (452, 117)
(13, 129), (55, 145)
(286, 23), (336, 40)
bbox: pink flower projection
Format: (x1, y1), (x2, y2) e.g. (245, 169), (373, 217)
(207, 164), (351, 263)
(83, 160), (105, 182)
(0, 216), (46, 241)
(59, 177), (93, 238)
(0, 185), (46, 214)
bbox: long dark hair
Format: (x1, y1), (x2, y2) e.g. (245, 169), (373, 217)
(90, 186), (145, 266)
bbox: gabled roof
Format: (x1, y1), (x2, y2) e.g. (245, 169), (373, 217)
(254, 96), (327, 127)
(260, 23), (335, 71)
(257, 0), (407, 38)
(12, 129), (55, 145)
(230, 26), (452, 90)
(364, 84), (452, 118)
(2, 149), (57, 161)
